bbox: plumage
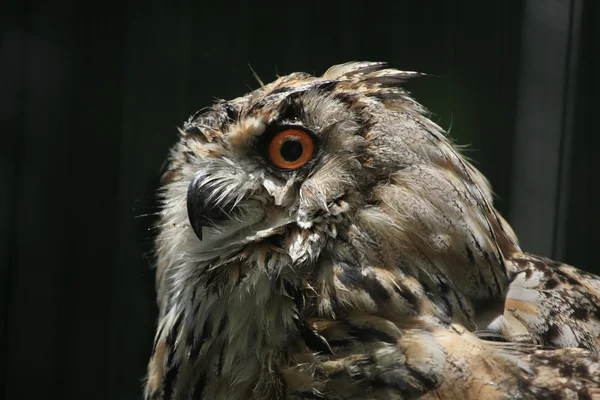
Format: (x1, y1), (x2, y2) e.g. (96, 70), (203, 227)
(145, 62), (600, 399)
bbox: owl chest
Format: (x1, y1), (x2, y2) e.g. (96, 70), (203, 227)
(180, 286), (302, 400)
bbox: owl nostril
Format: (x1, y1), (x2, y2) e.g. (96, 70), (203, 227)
(186, 171), (231, 241)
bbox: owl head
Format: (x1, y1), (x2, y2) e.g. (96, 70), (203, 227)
(156, 62), (518, 319)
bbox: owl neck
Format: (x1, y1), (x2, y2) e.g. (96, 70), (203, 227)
(161, 266), (300, 399)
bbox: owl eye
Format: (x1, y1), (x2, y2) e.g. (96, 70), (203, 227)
(267, 128), (315, 170)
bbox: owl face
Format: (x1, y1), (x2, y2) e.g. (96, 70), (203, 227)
(157, 62), (515, 310)
(182, 80), (367, 250)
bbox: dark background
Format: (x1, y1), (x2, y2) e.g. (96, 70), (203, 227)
(1, 1), (598, 399)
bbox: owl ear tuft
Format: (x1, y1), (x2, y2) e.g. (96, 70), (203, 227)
(323, 61), (389, 79)
(323, 62), (426, 106)
(361, 69), (427, 86)
(323, 61), (425, 84)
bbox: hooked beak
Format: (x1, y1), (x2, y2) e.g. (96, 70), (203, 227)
(186, 171), (231, 241)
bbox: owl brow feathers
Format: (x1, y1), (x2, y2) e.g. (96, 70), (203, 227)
(182, 61), (425, 142)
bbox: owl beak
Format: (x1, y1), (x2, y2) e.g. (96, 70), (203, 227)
(186, 171), (230, 241)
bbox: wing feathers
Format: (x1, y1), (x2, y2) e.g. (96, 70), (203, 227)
(489, 253), (600, 353)
(289, 319), (600, 399)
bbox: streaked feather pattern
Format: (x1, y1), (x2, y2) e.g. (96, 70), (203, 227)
(146, 62), (600, 399)
(490, 252), (600, 353)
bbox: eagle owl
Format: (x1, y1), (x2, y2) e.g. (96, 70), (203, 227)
(145, 62), (600, 399)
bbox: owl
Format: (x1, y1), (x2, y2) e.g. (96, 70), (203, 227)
(145, 62), (600, 399)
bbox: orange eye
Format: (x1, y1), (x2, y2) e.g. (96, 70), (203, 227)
(268, 128), (315, 170)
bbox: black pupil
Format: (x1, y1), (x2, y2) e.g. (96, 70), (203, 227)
(280, 139), (303, 162)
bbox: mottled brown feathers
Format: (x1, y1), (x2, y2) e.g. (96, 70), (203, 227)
(491, 252), (600, 353)
(146, 62), (600, 399)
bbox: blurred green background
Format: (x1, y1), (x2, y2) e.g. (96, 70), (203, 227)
(1, 1), (598, 399)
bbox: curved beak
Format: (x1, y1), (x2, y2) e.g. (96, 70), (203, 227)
(186, 171), (231, 241)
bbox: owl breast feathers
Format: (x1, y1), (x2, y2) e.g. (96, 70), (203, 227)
(146, 62), (600, 400)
